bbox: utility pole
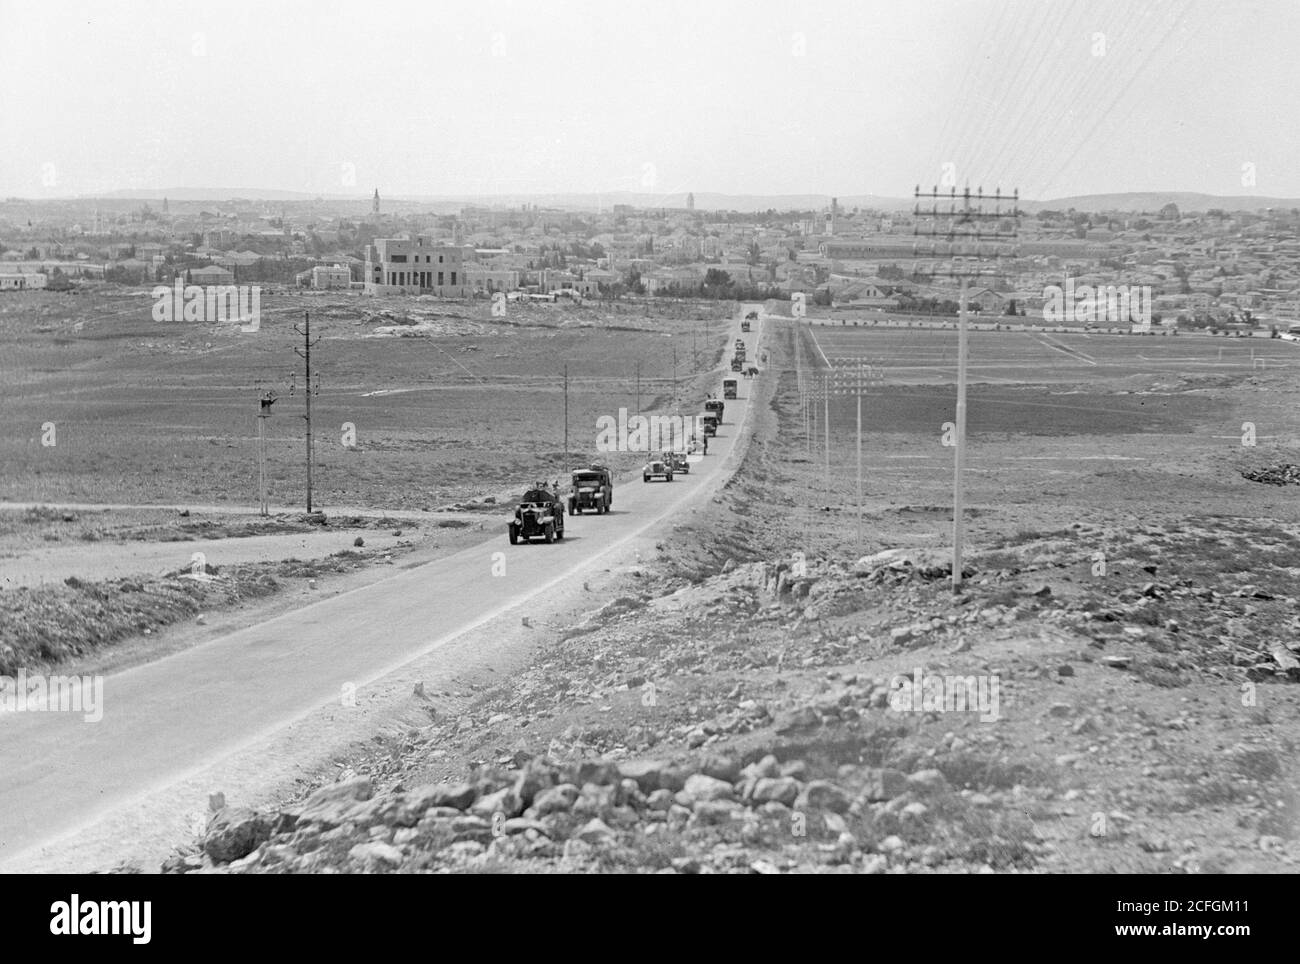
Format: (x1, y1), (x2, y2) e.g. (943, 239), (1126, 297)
(291, 310), (322, 513)
(828, 358), (884, 549)
(672, 344), (678, 412)
(563, 363), (569, 463)
(823, 371), (829, 478)
(256, 390), (277, 516)
(913, 185), (1020, 591)
(635, 360), (641, 414)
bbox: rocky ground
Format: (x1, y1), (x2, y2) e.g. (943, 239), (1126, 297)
(150, 328), (1300, 875)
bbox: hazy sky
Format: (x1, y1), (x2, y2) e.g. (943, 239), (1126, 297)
(2, 0), (1297, 201)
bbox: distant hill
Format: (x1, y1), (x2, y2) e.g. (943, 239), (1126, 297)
(59, 187), (1300, 215)
(78, 187), (917, 212)
(1025, 192), (1300, 214)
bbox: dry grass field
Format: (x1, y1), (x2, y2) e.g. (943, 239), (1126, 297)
(0, 288), (734, 510)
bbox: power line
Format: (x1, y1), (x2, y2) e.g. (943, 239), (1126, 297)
(913, 185), (1021, 591)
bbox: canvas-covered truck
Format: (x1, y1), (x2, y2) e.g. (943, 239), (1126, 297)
(730, 355), (743, 372)
(722, 377), (738, 400)
(568, 465), (612, 514)
(701, 412), (719, 436)
(705, 398), (725, 421)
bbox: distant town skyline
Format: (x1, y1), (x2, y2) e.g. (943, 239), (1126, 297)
(3, 0), (1296, 201)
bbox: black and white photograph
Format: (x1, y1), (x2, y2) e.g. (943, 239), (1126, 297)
(0, 0), (1295, 921)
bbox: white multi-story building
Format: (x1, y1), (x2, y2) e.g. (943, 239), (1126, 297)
(363, 235), (467, 295)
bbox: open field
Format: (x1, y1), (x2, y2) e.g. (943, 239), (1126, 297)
(0, 289), (734, 510)
(776, 324), (1300, 547)
(806, 323), (1300, 385)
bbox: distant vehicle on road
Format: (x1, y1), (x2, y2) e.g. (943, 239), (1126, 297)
(643, 459), (673, 482)
(701, 412), (719, 436)
(730, 357), (743, 372)
(722, 378), (738, 399)
(508, 485), (566, 544)
(664, 450), (690, 475)
(705, 398), (725, 420)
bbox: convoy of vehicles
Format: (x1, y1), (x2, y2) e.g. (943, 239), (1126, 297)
(510, 319), (756, 543)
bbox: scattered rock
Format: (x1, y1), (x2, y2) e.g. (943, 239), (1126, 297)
(203, 807), (271, 863)
(349, 841), (403, 868)
(795, 780), (851, 813)
(751, 777), (800, 806)
(683, 774), (734, 802)
(861, 768), (909, 802)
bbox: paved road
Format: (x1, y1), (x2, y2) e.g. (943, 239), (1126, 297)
(0, 308), (767, 869)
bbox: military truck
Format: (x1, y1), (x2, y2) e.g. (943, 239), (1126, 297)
(508, 485), (566, 544)
(568, 465), (612, 515)
(722, 377), (738, 400)
(705, 398), (725, 421)
(701, 412), (719, 436)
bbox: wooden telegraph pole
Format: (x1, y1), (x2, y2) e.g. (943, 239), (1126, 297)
(292, 311), (322, 513)
(256, 390), (277, 515)
(826, 358), (884, 549)
(912, 185), (1020, 591)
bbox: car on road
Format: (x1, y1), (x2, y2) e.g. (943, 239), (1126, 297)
(508, 485), (566, 544)
(705, 398), (725, 420)
(568, 466), (612, 514)
(664, 450), (690, 475)
(643, 459), (673, 482)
